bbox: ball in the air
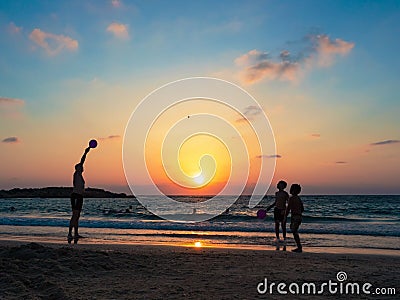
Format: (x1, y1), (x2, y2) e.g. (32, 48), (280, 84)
(89, 139), (98, 148)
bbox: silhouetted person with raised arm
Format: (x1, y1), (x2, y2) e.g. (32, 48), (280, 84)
(68, 146), (90, 244)
(285, 184), (304, 252)
(267, 180), (289, 246)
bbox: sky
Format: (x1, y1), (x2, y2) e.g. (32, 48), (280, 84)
(0, 0), (399, 195)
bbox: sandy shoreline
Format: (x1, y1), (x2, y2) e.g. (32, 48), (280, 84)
(1, 240), (399, 299)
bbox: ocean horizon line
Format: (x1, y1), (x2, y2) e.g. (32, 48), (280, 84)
(1, 186), (400, 198)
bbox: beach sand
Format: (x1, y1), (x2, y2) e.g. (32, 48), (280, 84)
(0, 241), (398, 299)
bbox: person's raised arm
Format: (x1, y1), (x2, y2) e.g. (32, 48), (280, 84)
(80, 147), (90, 165)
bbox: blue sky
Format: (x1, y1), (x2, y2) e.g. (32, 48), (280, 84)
(1, 0), (399, 194)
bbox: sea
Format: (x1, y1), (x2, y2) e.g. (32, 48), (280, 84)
(0, 195), (399, 254)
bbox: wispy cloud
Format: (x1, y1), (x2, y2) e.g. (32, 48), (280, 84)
(335, 161), (348, 164)
(0, 97), (24, 106)
(2, 137), (20, 144)
(0, 97), (25, 119)
(111, 0), (121, 8)
(106, 22), (129, 39)
(236, 105), (263, 123)
(235, 49), (268, 66)
(235, 117), (248, 123)
(98, 135), (121, 141)
(29, 28), (78, 55)
(315, 35), (355, 67)
(236, 50), (301, 84)
(8, 22), (22, 34)
(256, 154), (282, 159)
(370, 139), (400, 146)
(243, 105), (262, 117)
(236, 34), (354, 84)
(310, 133), (321, 138)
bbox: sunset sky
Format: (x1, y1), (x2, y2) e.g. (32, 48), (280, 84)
(1, 0), (399, 194)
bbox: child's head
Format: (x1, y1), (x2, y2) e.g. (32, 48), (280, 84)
(290, 184), (301, 195)
(277, 180), (287, 190)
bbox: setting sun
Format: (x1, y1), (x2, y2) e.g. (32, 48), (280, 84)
(193, 173), (205, 186)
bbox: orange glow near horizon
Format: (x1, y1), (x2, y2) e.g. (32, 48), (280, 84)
(138, 98), (266, 195)
(145, 134), (232, 195)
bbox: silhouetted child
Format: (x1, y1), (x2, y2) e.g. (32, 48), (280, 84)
(285, 184), (304, 253)
(267, 180), (289, 245)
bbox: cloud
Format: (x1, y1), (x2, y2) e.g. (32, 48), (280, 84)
(2, 137), (20, 143)
(235, 49), (268, 66)
(111, 0), (121, 7)
(236, 34), (354, 84)
(243, 105), (262, 116)
(106, 22), (129, 39)
(315, 35), (355, 67)
(0, 97), (24, 106)
(310, 133), (321, 138)
(335, 161), (348, 164)
(236, 49), (301, 84)
(235, 117), (248, 123)
(98, 135), (121, 141)
(243, 59), (301, 84)
(29, 28), (78, 55)
(0, 97), (25, 119)
(236, 105), (263, 122)
(8, 22), (22, 34)
(256, 154), (282, 159)
(370, 139), (400, 146)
